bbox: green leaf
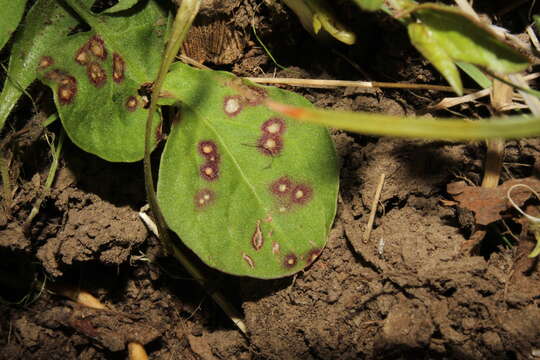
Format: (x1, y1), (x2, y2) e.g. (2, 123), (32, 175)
(351, 0), (383, 11)
(157, 63), (339, 279)
(266, 100), (540, 140)
(33, 0), (165, 162)
(0, 0), (27, 51)
(455, 61), (492, 89)
(408, 21), (463, 94)
(0, 0), (80, 132)
(101, 0), (142, 13)
(282, 0), (356, 45)
(408, 4), (528, 95)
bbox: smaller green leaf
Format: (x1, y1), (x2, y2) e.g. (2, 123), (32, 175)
(456, 61), (492, 89)
(407, 4), (529, 95)
(351, 0), (383, 11)
(101, 0), (142, 13)
(534, 15), (540, 32)
(408, 22), (463, 95)
(0, 0), (27, 51)
(282, 0), (356, 45)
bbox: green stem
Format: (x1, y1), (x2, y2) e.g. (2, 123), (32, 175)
(142, 0), (247, 334)
(0, 155), (11, 210)
(24, 127), (65, 230)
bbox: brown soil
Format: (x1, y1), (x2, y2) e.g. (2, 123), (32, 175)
(1, 1), (539, 359)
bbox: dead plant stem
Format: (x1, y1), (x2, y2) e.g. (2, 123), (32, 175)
(363, 173), (385, 243)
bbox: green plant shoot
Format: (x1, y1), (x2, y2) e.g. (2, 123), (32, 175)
(406, 4), (528, 95)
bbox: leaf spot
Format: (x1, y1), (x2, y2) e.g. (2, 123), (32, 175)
(46, 73), (78, 105)
(270, 176), (293, 197)
(261, 117), (286, 135)
(87, 62), (107, 88)
(291, 184), (313, 205)
(304, 248), (322, 264)
(272, 241), (280, 255)
(257, 133), (283, 156)
(223, 95), (242, 117)
(112, 53), (125, 83)
(194, 189), (215, 209)
(89, 35), (107, 60)
(125, 96), (138, 112)
(198, 140), (219, 159)
(251, 220), (264, 251)
(242, 253), (255, 268)
(199, 162), (219, 181)
(37, 56), (54, 70)
(283, 253), (297, 269)
(74, 44), (91, 65)
(243, 85), (268, 106)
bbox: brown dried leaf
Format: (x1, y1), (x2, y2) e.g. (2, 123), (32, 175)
(447, 177), (540, 225)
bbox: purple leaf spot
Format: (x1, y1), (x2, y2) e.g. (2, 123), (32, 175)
(194, 188), (215, 209)
(261, 117), (286, 135)
(283, 253), (297, 269)
(223, 95), (243, 117)
(112, 53), (125, 83)
(199, 162), (219, 181)
(87, 62), (107, 88)
(270, 176), (293, 197)
(89, 35), (107, 60)
(257, 133), (283, 157)
(290, 184), (313, 205)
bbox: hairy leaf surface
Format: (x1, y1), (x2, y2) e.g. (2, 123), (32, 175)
(158, 63), (339, 278)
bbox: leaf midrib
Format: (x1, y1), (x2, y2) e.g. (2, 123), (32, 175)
(192, 106), (290, 261)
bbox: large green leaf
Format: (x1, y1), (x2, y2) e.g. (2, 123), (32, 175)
(32, 0), (165, 162)
(408, 4), (528, 95)
(0, 0), (80, 132)
(0, 0), (27, 51)
(157, 63), (339, 279)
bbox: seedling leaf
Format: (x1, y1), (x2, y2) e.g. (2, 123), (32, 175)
(0, 0), (27, 51)
(33, 0), (165, 162)
(101, 0), (143, 13)
(408, 4), (528, 95)
(157, 63), (339, 279)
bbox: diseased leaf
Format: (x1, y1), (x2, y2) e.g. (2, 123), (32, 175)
(0, 0), (27, 51)
(157, 63), (339, 279)
(351, 0), (383, 11)
(0, 0), (80, 132)
(408, 4), (528, 95)
(33, 0), (165, 162)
